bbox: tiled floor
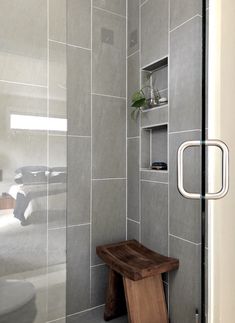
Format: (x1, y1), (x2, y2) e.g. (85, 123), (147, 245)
(67, 306), (128, 323)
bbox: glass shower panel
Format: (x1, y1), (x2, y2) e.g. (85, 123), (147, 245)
(0, 1), (67, 322)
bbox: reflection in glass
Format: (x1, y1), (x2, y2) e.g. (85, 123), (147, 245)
(0, 0), (67, 322)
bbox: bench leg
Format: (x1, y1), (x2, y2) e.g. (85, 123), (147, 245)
(123, 275), (168, 323)
(104, 269), (127, 321)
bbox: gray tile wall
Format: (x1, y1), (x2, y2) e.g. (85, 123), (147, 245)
(66, 0), (127, 320)
(127, 1), (203, 322)
(141, 0), (168, 67)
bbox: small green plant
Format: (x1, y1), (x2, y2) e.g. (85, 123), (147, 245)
(131, 88), (147, 120)
(131, 86), (160, 120)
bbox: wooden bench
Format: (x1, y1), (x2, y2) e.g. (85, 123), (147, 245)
(96, 240), (179, 323)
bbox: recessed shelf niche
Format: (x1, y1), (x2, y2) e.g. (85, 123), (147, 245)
(141, 56), (168, 105)
(141, 124), (168, 171)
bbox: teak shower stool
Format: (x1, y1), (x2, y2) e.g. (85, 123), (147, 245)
(96, 240), (179, 323)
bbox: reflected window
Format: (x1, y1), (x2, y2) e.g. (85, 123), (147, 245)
(10, 114), (67, 132)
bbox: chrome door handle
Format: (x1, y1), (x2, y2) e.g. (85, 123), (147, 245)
(177, 140), (229, 200)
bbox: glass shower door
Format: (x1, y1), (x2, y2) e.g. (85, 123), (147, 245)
(0, 1), (67, 322)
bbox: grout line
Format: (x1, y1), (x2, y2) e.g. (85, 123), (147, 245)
(167, 0), (170, 312)
(93, 6), (126, 19)
(139, 0), (142, 242)
(140, 0), (149, 7)
(48, 133), (67, 137)
(127, 136), (140, 140)
(90, 0), (93, 306)
(92, 92), (126, 100)
(169, 129), (201, 135)
(170, 14), (202, 33)
(126, 0), (128, 241)
(46, 0), (50, 317)
(49, 38), (91, 51)
(51, 223), (91, 231)
(66, 304), (105, 319)
(127, 218), (140, 224)
(68, 134), (91, 138)
(169, 233), (201, 246)
(92, 177), (126, 181)
(159, 87), (168, 93)
(127, 49), (140, 59)
(0, 79), (47, 88)
(141, 179), (168, 185)
(91, 263), (105, 268)
(47, 317), (66, 323)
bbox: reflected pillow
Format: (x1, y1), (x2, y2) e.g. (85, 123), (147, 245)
(49, 167), (67, 183)
(15, 166), (48, 184)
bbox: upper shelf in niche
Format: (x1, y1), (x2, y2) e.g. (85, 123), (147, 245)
(142, 56), (168, 72)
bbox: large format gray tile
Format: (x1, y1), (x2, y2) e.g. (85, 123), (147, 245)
(127, 220), (140, 241)
(67, 46), (91, 136)
(93, 0), (126, 16)
(48, 228), (66, 320)
(67, 224), (90, 315)
(169, 17), (202, 132)
(48, 229), (66, 269)
(169, 236), (201, 323)
(92, 8), (126, 97)
(170, 0), (202, 30)
(141, 0), (168, 67)
(67, 137), (91, 226)
(49, 41), (66, 119)
(128, 0), (139, 55)
(48, 135), (67, 229)
(141, 181), (168, 255)
(92, 180), (126, 265)
(128, 51), (140, 107)
(67, 0), (91, 48)
(169, 131), (201, 243)
(67, 306), (128, 323)
(91, 264), (108, 307)
(49, 0), (66, 43)
(127, 138), (140, 221)
(47, 233), (66, 321)
(0, 0), (47, 85)
(92, 95), (126, 179)
(127, 51), (140, 138)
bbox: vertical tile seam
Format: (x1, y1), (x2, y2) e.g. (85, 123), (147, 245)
(126, 0), (128, 240)
(167, 0), (171, 312)
(139, 0), (142, 242)
(66, 0), (68, 317)
(90, 0), (93, 307)
(46, 0), (50, 318)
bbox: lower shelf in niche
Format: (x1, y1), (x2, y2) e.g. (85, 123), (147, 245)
(141, 168), (168, 173)
(140, 168), (168, 183)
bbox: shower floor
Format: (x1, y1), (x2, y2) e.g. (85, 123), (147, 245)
(67, 306), (128, 323)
